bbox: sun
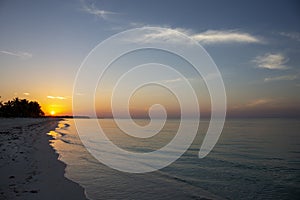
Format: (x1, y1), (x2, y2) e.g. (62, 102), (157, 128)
(50, 110), (56, 116)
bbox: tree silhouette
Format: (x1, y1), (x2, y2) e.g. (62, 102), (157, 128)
(0, 97), (44, 117)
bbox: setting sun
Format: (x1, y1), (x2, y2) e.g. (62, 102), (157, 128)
(50, 111), (56, 115)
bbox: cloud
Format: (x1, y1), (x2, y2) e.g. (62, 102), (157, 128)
(128, 27), (263, 46)
(232, 98), (274, 110)
(163, 78), (182, 83)
(75, 92), (85, 96)
(82, 1), (116, 20)
(129, 22), (147, 28)
(23, 93), (30, 96)
(264, 75), (298, 82)
(245, 99), (274, 107)
(129, 27), (192, 44)
(192, 30), (262, 44)
(253, 53), (289, 70)
(279, 32), (300, 42)
(47, 96), (67, 100)
(0, 50), (32, 59)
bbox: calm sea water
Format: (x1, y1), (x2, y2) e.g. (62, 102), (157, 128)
(49, 118), (300, 200)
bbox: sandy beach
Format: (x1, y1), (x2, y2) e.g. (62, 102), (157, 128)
(0, 118), (87, 200)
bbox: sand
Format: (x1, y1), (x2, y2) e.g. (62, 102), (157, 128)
(0, 118), (87, 200)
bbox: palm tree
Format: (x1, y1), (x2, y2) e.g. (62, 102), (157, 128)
(0, 98), (44, 117)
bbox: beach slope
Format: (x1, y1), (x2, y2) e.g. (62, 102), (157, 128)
(0, 118), (87, 200)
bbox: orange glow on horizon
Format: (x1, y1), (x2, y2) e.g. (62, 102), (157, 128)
(41, 102), (72, 116)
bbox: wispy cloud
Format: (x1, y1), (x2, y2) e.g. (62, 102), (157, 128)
(253, 53), (289, 70)
(129, 27), (263, 46)
(264, 75), (298, 82)
(163, 78), (182, 83)
(0, 50), (32, 59)
(82, 0), (116, 20)
(245, 98), (273, 107)
(129, 27), (192, 44)
(232, 98), (274, 109)
(129, 22), (147, 28)
(47, 96), (67, 100)
(75, 92), (85, 96)
(23, 92), (30, 96)
(192, 30), (262, 44)
(279, 32), (300, 42)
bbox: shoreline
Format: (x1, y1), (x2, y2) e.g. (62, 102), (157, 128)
(0, 118), (87, 200)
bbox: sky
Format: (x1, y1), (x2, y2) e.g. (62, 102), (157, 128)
(0, 0), (300, 117)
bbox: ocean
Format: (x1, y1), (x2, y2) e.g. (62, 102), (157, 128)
(48, 118), (300, 200)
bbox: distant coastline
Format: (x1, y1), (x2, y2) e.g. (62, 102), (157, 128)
(45, 115), (90, 119)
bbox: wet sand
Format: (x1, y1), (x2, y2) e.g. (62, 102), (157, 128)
(0, 118), (87, 200)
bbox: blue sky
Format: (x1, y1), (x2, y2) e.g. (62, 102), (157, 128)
(0, 0), (299, 117)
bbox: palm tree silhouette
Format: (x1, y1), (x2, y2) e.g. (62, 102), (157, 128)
(0, 97), (44, 117)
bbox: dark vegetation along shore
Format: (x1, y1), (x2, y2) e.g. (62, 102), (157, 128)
(0, 98), (44, 118)
(0, 97), (89, 119)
